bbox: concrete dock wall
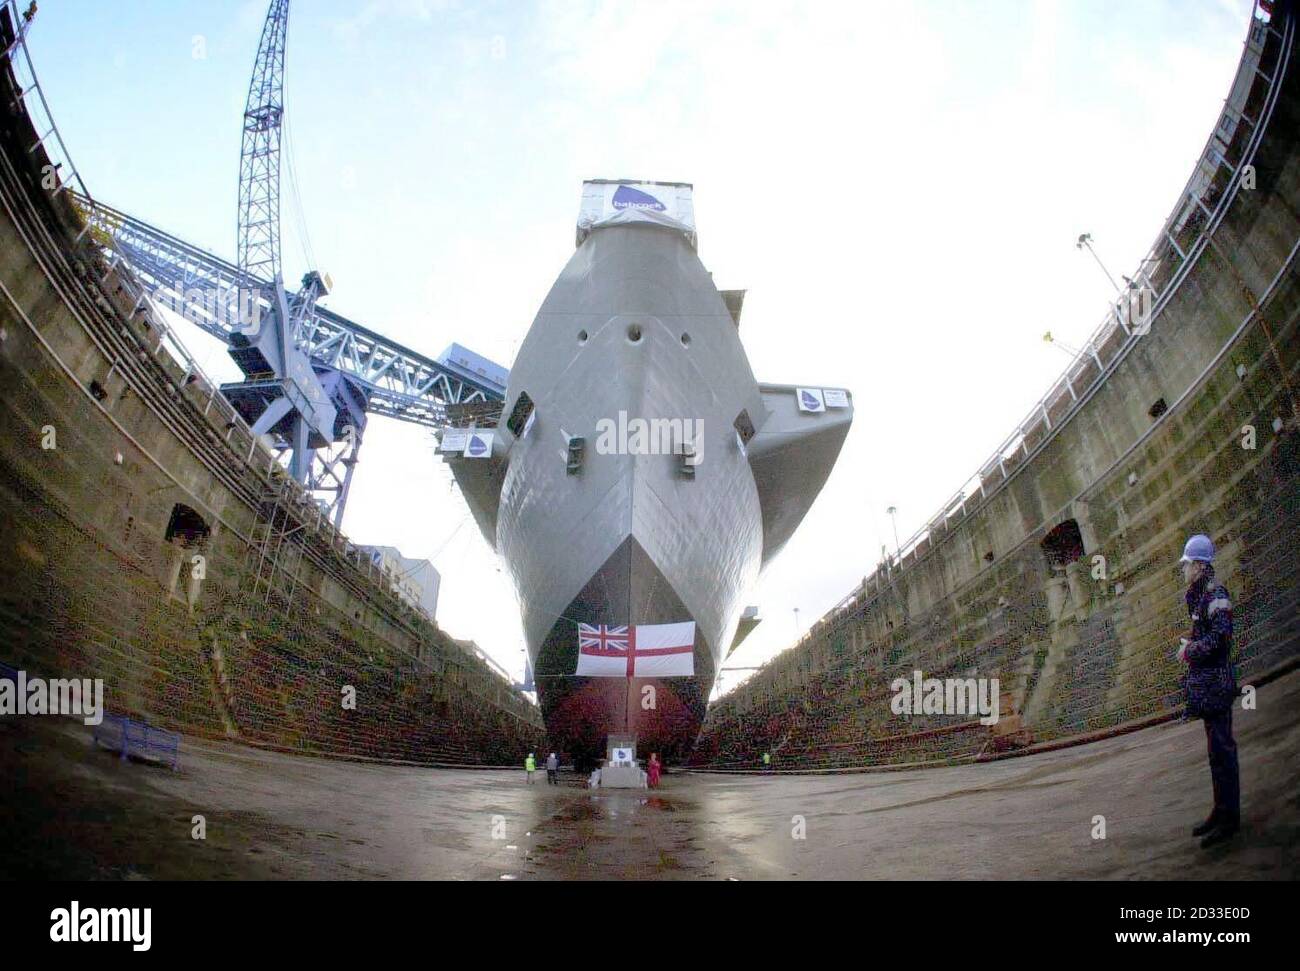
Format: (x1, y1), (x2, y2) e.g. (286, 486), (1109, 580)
(695, 4), (1300, 770)
(0, 24), (544, 765)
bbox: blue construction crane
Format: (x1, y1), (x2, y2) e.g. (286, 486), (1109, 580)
(75, 0), (506, 527)
(78, 198), (508, 421)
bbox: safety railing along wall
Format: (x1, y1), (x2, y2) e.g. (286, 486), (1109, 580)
(0, 2), (534, 717)
(696, 0), (1299, 770)
(777, 0), (1288, 671)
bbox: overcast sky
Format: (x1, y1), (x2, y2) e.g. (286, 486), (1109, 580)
(29, 0), (1256, 693)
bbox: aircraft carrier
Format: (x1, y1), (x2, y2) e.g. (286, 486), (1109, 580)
(2, 0), (1299, 895)
(444, 181), (852, 764)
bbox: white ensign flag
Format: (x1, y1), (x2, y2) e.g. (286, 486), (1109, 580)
(576, 622), (695, 677)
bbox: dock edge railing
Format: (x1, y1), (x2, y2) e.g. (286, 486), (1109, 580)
(787, 0), (1291, 665)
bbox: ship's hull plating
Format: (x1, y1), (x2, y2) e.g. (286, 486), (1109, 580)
(500, 225), (764, 763)
(449, 219), (851, 763)
(533, 535), (718, 765)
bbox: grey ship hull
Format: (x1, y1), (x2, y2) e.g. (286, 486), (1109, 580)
(447, 221), (851, 764)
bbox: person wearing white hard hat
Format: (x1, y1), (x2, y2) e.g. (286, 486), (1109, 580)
(1176, 534), (1240, 849)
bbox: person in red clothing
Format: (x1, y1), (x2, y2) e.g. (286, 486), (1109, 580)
(647, 753), (662, 788)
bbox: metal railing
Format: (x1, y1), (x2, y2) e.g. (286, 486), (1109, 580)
(802, 0), (1287, 645)
(0, 1), (531, 705)
(1, 2), (286, 478)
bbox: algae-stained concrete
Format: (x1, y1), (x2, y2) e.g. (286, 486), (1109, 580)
(0, 24), (543, 764)
(695, 6), (1300, 771)
(4, 671), (1296, 881)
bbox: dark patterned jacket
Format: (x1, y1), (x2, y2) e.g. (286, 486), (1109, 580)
(1182, 566), (1236, 718)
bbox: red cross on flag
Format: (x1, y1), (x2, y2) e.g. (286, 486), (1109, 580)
(575, 622), (695, 677)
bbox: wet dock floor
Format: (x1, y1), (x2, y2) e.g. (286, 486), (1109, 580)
(3, 671), (1298, 880)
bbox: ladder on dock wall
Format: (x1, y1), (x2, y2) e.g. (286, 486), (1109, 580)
(243, 477), (308, 608)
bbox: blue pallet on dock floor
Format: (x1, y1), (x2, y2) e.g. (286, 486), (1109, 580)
(94, 713), (181, 772)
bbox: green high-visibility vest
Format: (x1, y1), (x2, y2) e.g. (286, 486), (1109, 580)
(762, 753), (771, 765)
(525, 756), (536, 771)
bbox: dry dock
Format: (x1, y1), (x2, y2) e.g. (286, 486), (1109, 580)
(4, 670), (1296, 881)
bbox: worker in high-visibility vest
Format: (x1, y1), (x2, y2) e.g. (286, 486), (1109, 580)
(525, 753), (537, 784)
(762, 751), (772, 773)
